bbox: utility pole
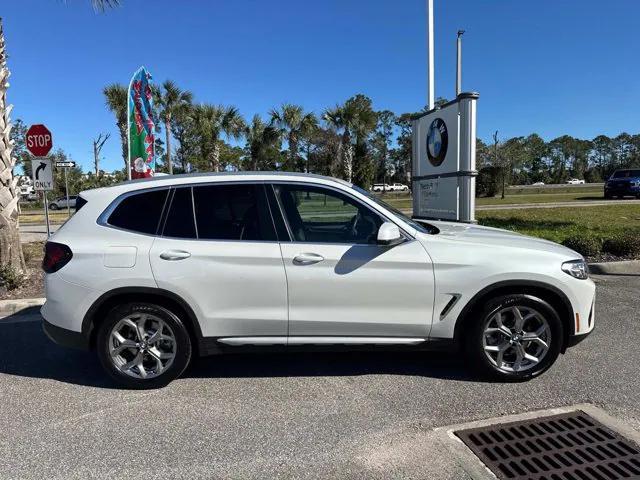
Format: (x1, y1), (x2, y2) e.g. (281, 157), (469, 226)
(426, 0), (435, 110)
(493, 130), (505, 199)
(456, 30), (465, 96)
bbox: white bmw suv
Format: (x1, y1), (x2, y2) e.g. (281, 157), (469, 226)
(42, 172), (595, 388)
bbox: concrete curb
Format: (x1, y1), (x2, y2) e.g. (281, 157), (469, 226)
(0, 297), (45, 316)
(588, 260), (640, 275)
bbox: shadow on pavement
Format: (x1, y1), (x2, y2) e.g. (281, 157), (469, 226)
(0, 312), (476, 388)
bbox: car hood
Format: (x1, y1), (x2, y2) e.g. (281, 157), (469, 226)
(417, 220), (582, 258)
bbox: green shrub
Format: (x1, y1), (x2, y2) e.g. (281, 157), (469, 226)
(602, 234), (640, 258)
(0, 264), (23, 291)
(562, 235), (602, 257)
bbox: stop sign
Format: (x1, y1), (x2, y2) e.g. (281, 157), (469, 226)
(26, 124), (53, 157)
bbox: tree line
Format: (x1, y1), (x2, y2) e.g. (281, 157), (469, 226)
(478, 132), (640, 197)
(12, 81), (640, 201)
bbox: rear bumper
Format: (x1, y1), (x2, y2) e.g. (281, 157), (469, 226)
(42, 318), (90, 350)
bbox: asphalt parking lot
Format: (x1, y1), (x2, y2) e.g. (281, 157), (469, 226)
(0, 274), (639, 479)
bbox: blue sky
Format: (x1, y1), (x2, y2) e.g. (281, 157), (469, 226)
(3, 0), (639, 172)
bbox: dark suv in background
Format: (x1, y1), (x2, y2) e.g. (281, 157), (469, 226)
(604, 169), (640, 199)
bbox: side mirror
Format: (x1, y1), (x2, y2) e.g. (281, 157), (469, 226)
(377, 222), (403, 246)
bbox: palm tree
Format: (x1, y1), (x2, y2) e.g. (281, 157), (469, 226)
(191, 104), (245, 172)
(154, 81), (192, 174)
(269, 104), (317, 172)
(103, 84), (128, 169)
(91, 0), (120, 11)
(0, 19), (25, 273)
(244, 115), (280, 171)
(323, 105), (355, 181)
(323, 95), (377, 183)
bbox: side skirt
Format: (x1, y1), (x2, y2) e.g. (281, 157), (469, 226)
(198, 336), (456, 356)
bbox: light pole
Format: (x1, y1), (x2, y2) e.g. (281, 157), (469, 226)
(426, 0), (435, 110)
(456, 30), (465, 96)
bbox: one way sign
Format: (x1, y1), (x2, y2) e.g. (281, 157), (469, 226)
(31, 159), (54, 191)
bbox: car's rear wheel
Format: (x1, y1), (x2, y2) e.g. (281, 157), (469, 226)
(96, 303), (192, 389)
(49, 203), (59, 210)
(464, 294), (562, 381)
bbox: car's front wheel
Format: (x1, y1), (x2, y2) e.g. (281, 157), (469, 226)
(49, 203), (58, 210)
(464, 294), (562, 381)
(96, 303), (192, 389)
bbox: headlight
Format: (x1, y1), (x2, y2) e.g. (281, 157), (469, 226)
(561, 260), (589, 280)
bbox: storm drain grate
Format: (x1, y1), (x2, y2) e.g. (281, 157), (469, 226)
(455, 411), (640, 480)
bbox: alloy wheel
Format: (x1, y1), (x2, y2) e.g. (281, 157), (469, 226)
(108, 312), (177, 379)
(482, 305), (551, 373)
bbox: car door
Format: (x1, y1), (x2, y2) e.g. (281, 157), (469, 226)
(149, 183), (288, 338)
(269, 182), (435, 338)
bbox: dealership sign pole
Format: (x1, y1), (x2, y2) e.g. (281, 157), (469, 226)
(26, 124), (54, 237)
(412, 2), (478, 223)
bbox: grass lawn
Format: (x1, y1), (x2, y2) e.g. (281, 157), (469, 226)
(19, 211), (69, 224)
(476, 204), (640, 243)
(375, 191), (609, 210)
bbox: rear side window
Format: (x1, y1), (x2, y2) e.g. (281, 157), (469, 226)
(163, 187), (197, 239)
(107, 189), (168, 235)
(75, 196), (88, 212)
(192, 184), (276, 241)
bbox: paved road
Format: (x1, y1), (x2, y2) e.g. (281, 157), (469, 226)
(0, 274), (638, 479)
(18, 224), (61, 243)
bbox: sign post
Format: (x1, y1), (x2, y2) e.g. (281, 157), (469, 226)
(26, 124), (54, 237)
(55, 160), (76, 219)
(31, 158), (54, 237)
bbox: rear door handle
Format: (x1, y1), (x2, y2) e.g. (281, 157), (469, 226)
(293, 253), (324, 265)
(159, 250), (191, 261)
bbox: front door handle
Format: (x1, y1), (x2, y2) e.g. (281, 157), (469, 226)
(293, 253), (324, 265)
(159, 250), (191, 261)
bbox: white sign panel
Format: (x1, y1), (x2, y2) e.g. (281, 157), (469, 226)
(412, 93), (478, 222)
(31, 159), (54, 191)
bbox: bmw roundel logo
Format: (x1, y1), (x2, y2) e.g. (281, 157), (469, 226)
(427, 118), (448, 167)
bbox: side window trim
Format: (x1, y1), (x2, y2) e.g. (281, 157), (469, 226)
(269, 181), (393, 245)
(265, 184), (294, 242)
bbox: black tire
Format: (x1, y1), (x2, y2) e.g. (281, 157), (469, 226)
(604, 193), (612, 199)
(49, 203), (59, 210)
(464, 294), (563, 382)
(96, 303), (192, 389)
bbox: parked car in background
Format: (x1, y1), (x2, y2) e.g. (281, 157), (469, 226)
(49, 196), (77, 210)
(42, 172), (595, 388)
(371, 183), (390, 192)
(566, 179), (585, 185)
(604, 169), (640, 199)
(532, 182), (545, 186)
(372, 183), (409, 192)
(390, 183), (410, 192)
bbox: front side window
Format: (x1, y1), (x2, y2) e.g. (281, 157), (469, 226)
(273, 184), (382, 244)
(192, 184), (275, 241)
(107, 189), (168, 234)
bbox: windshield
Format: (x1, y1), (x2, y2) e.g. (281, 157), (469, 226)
(352, 185), (432, 234)
(613, 170), (640, 178)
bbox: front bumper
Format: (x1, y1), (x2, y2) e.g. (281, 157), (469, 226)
(605, 184), (640, 196)
(42, 318), (90, 350)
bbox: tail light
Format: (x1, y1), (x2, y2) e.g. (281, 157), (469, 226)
(42, 242), (73, 273)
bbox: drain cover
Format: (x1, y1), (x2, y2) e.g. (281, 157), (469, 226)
(455, 410), (640, 479)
